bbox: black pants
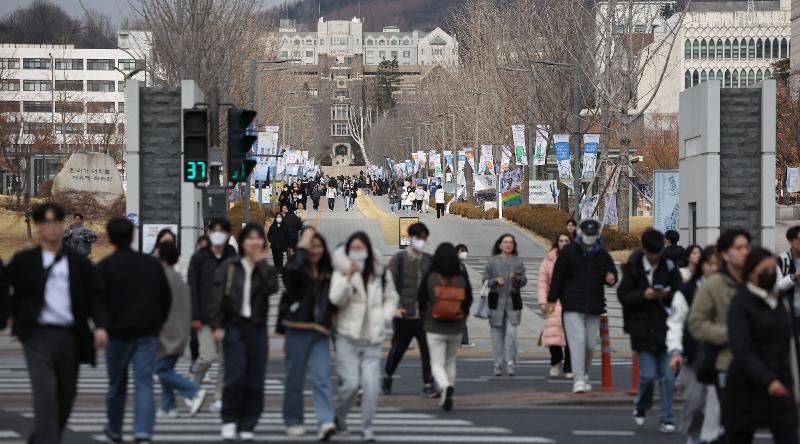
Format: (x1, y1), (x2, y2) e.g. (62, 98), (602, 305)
(728, 428), (798, 444)
(23, 327), (79, 444)
(328, 198), (335, 210)
(271, 248), (285, 271)
(461, 322), (470, 344)
(222, 321), (268, 432)
(549, 345), (572, 373)
(436, 203), (445, 218)
(190, 329), (199, 361)
(384, 318), (433, 384)
(312, 198), (320, 211)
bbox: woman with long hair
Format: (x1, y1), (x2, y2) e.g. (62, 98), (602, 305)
(537, 232), (573, 378)
(329, 232), (399, 442)
(483, 234), (527, 376)
(151, 228), (177, 256)
(418, 243), (473, 411)
(279, 227), (337, 440)
(680, 245), (703, 283)
(267, 214), (290, 272)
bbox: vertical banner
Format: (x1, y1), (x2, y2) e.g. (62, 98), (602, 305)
(411, 152), (419, 174)
(787, 167), (800, 192)
(464, 148), (476, 175)
(604, 194), (618, 225)
(432, 153), (443, 177)
(417, 151), (427, 173)
(581, 134), (599, 180)
(479, 144), (494, 175)
(500, 145), (512, 173)
(500, 167), (523, 208)
(579, 194), (599, 221)
(404, 160), (413, 176)
(653, 170), (680, 232)
(529, 180), (559, 205)
(554, 134), (573, 182)
(533, 125), (549, 166)
(457, 150), (467, 184)
(254, 127), (279, 182)
(428, 150), (437, 170)
(512, 125), (528, 166)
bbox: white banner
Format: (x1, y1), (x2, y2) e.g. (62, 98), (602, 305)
(500, 145), (512, 173)
(533, 125), (549, 166)
(479, 145), (494, 175)
(512, 125), (527, 166)
(653, 170), (680, 232)
(475, 174), (497, 192)
(253, 127), (279, 182)
(529, 180), (559, 205)
(554, 134), (573, 182)
(788, 167), (800, 192)
(582, 134), (600, 180)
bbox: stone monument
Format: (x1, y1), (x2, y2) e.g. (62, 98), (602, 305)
(51, 151), (124, 215)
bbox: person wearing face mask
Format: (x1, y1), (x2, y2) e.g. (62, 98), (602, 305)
(208, 224), (279, 441)
(402, 186), (415, 216)
(548, 219), (617, 393)
(188, 218), (237, 413)
(724, 248), (799, 444)
(326, 182), (337, 211)
(280, 205), (302, 254)
(267, 214), (290, 272)
(384, 223), (437, 397)
(537, 233), (573, 379)
(617, 229), (683, 433)
(330, 232), (399, 442)
(456, 244), (476, 348)
(689, 228), (751, 440)
(278, 227), (337, 440)
(484, 234), (528, 377)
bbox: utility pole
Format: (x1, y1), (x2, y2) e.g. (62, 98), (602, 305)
(209, 87), (221, 187)
(571, 62), (581, 215)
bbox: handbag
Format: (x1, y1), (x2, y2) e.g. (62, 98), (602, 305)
(473, 281), (490, 319)
(693, 342), (720, 385)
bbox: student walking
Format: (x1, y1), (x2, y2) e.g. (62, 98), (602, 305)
(435, 185), (446, 219)
(326, 184), (337, 211)
(209, 224), (279, 441)
(483, 234), (528, 376)
(548, 219), (617, 393)
(537, 233), (573, 378)
(418, 243), (473, 411)
(4, 203), (106, 444)
(330, 232), (399, 442)
(279, 228), (337, 440)
(456, 244), (475, 348)
(267, 214), (290, 272)
(62, 213), (98, 257)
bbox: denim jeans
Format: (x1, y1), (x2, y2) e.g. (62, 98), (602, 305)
(155, 354), (201, 411)
(283, 328), (334, 427)
(105, 336), (158, 440)
(634, 350), (675, 423)
(222, 321), (268, 432)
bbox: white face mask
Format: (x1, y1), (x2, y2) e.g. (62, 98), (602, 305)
(276, 217), (283, 224)
(349, 250), (369, 269)
(209, 231), (228, 246)
(411, 238), (426, 251)
(458, 252), (468, 261)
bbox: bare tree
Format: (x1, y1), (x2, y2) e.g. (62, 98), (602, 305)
(347, 105), (371, 166)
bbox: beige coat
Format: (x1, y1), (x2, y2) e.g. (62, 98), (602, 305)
(688, 270), (738, 371)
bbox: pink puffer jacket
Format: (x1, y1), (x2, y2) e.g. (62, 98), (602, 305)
(537, 249), (566, 347)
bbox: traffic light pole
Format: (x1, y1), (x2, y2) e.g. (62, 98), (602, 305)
(209, 88), (221, 187)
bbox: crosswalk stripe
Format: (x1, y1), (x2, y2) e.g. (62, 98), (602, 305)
(90, 434), (555, 443)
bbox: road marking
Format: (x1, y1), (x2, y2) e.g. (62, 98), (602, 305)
(572, 430), (636, 436)
(0, 430), (20, 438)
(91, 434), (556, 443)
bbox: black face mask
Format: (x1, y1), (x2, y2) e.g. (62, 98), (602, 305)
(757, 270), (777, 291)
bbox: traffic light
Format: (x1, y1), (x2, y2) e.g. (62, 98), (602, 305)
(183, 109), (208, 183)
(227, 107), (257, 183)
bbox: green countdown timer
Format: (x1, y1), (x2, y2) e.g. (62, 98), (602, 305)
(184, 160), (207, 182)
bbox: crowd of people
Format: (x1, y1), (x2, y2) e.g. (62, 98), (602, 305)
(2, 198), (800, 444)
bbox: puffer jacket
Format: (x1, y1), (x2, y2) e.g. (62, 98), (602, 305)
(277, 248), (335, 335)
(537, 249), (565, 347)
(329, 246), (399, 344)
(209, 257), (279, 330)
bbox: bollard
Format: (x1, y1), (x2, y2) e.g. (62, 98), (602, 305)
(599, 314), (614, 392)
(627, 353), (639, 395)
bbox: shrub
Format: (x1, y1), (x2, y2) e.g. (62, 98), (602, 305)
(228, 199), (280, 237)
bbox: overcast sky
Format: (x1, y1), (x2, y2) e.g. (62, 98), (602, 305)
(0, 0), (286, 25)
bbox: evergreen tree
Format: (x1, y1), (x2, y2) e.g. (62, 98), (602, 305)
(371, 58), (402, 115)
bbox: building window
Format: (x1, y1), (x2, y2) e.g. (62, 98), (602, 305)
(23, 122), (51, 134)
(332, 37), (347, 46)
(700, 39), (707, 58)
(692, 39), (699, 58)
(319, 38), (325, 45)
(391, 51), (398, 59)
(724, 39), (731, 58)
(367, 50), (374, 57)
(709, 69), (716, 81)
(756, 69), (763, 82)
(23, 80), (51, 91)
(403, 39), (410, 46)
(765, 68), (772, 78)
(748, 38), (755, 58)
(23, 58), (51, 69)
(421, 49), (425, 55)
(87, 80), (115, 92)
(390, 39), (397, 46)
(86, 59), (115, 70)
(766, 38), (772, 58)
(55, 123), (83, 135)
(54, 80), (83, 91)
(747, 68), (755, 86)
(731, 69), (739, 87)
(403, 50), (411, 58)
(379, 51), (386, 59)
(306, 50), (314, 58)
(87, 123), (116, 134)
(0, 101), (19, 112)
(87, 102), (116, 113)
(684, 70), (691, 88)
(367, 39), (373, 45)
(118, 81), (125, 92)
(716, 69), (723, 83)
(55, 58), (83, 70)
(0, 79), (19, 91)
(55, 101), (83, 113)
(117, 59), (144, 70)
(281, 51), (289, 58)
(379, 39), (385, 46)
(118, 123), (124, 134)
(23, 101), (52, 112)
(756, 38), (763, 58)
(331, 123), (348, 136)
(708, 39), (715, 59)
(732, 38), (739, 58)
(781, 38), (788, 58)
(692, 69), (699, 86)
(724, 69), (731, 88)
(118, 102), (125, 113)
(773, 38), (780, 58)
(716, 39), (723, 58)
(331, 104), (349, 120)
(0, 58), (20, 69)
(334, 89), (350, 99)
(700, 69), (707, 83)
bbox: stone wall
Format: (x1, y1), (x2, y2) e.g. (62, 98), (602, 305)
(139, 87), (181, 224)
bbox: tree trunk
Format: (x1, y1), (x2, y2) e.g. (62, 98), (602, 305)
(617, 121), (630, 232)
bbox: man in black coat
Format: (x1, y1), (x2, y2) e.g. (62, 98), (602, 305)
(4, 203), (107, 444)
(96, 217), (172, 443)
(617, 229), (682, 433)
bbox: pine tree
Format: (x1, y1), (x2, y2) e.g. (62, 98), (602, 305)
(371, 58), (402, 115)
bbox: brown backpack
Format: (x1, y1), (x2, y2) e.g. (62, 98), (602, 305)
(432, 274), (466, 321)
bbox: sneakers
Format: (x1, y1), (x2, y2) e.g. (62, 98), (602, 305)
(239, 431), (255, 441)
(460, 342), (476, 348)
(633, 409), (646, 427)
(317, 422), (337, 441)
(334, 415), (348, 435)
(286, 426), (305, 437)
(103, 426), (122, 444)
(210, 400), (222, 413)
(441, 386), (454, 412)
(156, 408), (179, 419)
(572, 380), (588, 394)
(189, 388), (207, 417)
(189, 361), (197, 374)
(363, 429), (376, 442)
(564, 372), (574, 380)
(492, 364), (503, 376)
(659, 422), (676, 433)
(382, 375), (393, 395)
(221, 423), (237, 441)
(507, 362), (515, 376)
(549, 365), (562, 377)
(423, 383), (438, 398)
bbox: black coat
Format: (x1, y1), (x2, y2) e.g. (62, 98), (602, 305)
(277, 249), (335, 335)
(617, 250), (683, 352)
(547, 241), (617, 315)
(209, 257), (279, 329)
(267, 222), (291, 250)
(725, 286), (798, 431)
(6, 247), (103, 365)
(662, 244), (687, 268)
(188, 245), (237, 324)
(95, 248), (172, 340)
(283, 213), (301, 247)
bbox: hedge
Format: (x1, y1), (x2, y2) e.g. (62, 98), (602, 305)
(450, 202), (640, 251)
(228, 199), (280, 237)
